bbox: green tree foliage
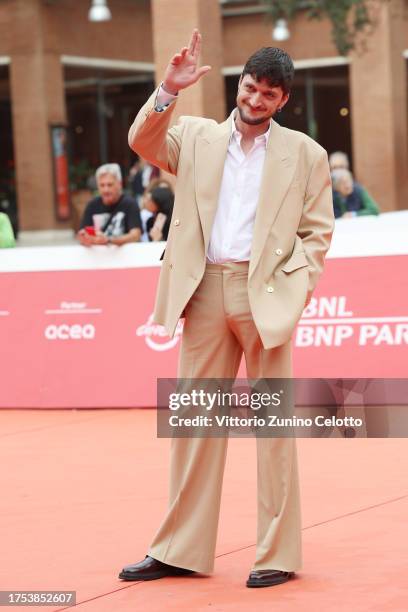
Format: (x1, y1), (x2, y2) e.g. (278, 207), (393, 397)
(263, 0), (385, 55)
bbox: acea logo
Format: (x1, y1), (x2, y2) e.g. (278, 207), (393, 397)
(136, 314), (184, 351)
(45, 324), (95, 340)
(44, 302), (100, 340)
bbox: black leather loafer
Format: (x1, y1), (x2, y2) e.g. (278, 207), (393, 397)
(246, 569), (294, 588)
(118, 555), (195, 581)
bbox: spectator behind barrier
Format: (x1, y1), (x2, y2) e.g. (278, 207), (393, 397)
(144, 186), (174, 242)
(331, 168), (379, 219)
(127, 156), (160, 206)
(0, 212), (15, 248)
(329, 150), (380, 215)
(139, 178), (174, 242)
(329, 151), (350, 172)
(77, 163), (142, 247)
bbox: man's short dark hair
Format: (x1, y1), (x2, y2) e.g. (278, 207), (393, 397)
(241, 47), (294, 95)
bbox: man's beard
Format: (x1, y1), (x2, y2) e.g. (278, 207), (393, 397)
(237, 104), (275, 125)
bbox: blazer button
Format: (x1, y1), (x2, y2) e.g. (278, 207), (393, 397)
(174, 219), (180, 226)
(275, 248), (282, 255)
(267, 286), (274, 293)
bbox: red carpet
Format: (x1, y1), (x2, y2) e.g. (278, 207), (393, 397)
(0, 409), (406, 611)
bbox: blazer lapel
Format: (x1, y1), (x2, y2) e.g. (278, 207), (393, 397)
(249, 119), (297, 278)
(194, 117), (231, 252)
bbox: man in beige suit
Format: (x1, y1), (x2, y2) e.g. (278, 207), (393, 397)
(119, 29), (334, 588)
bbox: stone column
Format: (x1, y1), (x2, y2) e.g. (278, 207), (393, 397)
(9, 0), (67, 230)
(150, 0), (226, 122)
(349, 0), (408, 211)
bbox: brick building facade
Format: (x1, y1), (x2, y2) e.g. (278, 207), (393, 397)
(0, 0), (407, 236)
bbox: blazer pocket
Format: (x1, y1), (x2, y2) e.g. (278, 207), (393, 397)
(281, 251), (309, 273)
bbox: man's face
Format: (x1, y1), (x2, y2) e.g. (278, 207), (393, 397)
(236, 74), (289, 126)
(97, 173), (122, 205)
(337, 175), (353, 196)
(330, 154), (349, 171)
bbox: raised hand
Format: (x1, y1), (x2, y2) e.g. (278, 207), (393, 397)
(162, 29), (212, 95)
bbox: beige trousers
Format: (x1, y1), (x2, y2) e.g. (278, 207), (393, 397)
(149, 262), (302, 574)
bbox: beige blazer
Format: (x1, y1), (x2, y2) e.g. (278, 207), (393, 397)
(129, 87), (334, 349)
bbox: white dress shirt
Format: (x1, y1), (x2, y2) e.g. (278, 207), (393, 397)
(155, 85), (271, 262)
(207, 112), (270, 262)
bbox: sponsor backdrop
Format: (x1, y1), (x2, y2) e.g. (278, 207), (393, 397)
(1, 244), (407, 408)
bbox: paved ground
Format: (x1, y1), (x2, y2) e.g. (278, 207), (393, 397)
(0, 409), (406, 611)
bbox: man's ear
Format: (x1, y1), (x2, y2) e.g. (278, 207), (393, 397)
(280, 92), (290, 110)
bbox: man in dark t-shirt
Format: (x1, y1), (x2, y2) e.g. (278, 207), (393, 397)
(77, 163), (142, 247)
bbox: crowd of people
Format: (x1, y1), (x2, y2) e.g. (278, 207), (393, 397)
(0, 149), (379, 250)
(75, 150), (379, 249)
(328, 151), (379, 219)
(76, 159), (175, 248)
